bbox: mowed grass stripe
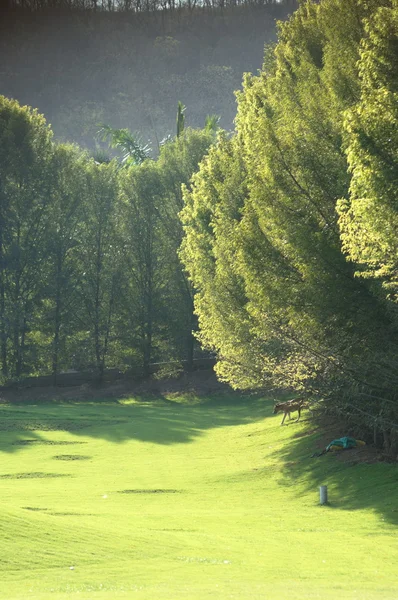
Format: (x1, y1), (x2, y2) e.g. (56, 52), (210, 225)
(0, 394), (397, 599)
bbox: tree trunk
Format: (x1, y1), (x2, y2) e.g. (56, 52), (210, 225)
(390, 428), (398, 460)
(13, 275), (21, 377)
(0, 228), (7, 378)
(142, 223), (153, 377)
(52, 249), (63, 385)
(94, 227), (103, 381)
(186, 307), (197, 371)
(100, 276), (116, 383)
(143, 304), (152, 377)
(17, 315), (26, 377)
(0, 276), (6, 378)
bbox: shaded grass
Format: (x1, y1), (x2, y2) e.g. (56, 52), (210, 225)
(267, 421), (398, 526)
(0, 472), (72, 479)
(0, 393), (397, 600)
(0, 418), (124, 431)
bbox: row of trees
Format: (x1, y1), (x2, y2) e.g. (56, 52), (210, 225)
(0, 95), (215, 383)
(180, 0), (398, 454)
(3, 0), (294, 13)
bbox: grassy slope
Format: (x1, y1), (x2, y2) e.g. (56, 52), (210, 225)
(0, 393), (397, 600)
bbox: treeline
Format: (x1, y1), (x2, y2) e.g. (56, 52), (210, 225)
(0, 95), (216, 383)
(4, 0), (293, 12)
(180, 0), (398, 455)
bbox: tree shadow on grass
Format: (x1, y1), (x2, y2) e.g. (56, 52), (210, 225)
(269, 420), (398, 526)
(0, 391), (270, 454)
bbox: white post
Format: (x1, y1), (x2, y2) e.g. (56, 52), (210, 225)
(319, 485), (328, 505)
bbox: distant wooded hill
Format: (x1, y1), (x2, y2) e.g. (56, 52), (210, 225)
(0, 2), (297, 148)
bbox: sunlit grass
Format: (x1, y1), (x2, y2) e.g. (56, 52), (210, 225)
(0, 394), (397, 599)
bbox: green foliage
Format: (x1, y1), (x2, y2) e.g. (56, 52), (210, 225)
(97, 124), (151, 166)
(180, 0), (398, 451)
(0, 95), (214, 383)
(118, 160), (166, 372)
(0, 96), (54, 379)
(338, 5), (398, 299)
(118, 128), (215, 371)
(180, 134), (254, 387)
(77, 159), (122, 376)
(42, 144), (88, 378)
(204, 114), (221, 134)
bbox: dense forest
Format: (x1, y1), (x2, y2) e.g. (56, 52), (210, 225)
(1, 0), (398, 454)
(0, 1), (296, 148)
(0, 96), (218, 382)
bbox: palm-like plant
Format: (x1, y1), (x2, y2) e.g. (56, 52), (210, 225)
(204, 114), (220, 134)
(176, 101), (186, 138)
(97, 124), (151, 167)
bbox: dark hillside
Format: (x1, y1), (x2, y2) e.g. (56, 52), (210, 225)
(0, 3), (297, 147)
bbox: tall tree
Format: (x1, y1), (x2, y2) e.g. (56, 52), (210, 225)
(119, 161), (166, 374)
(157, 127), (215, 366)
(45, 144), (87, 382)
(101, 115), (215, 371)
(78, 159), (121, 379)
(180, 133), (253, 384)
(0, 96), (53, 379)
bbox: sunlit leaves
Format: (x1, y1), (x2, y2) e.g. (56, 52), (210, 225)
(180, 0), (398, 414)
(338, 5), (398, 299)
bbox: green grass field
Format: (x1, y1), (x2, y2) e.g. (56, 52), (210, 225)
(0, 391), (397, 600)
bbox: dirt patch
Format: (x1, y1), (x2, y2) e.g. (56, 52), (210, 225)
(22, 506), (93, 516)
(48, 512), (94, 516)
(12, 440), (87, 446)
(52, 455), (91, 461)
(0, 472), (72, 479)
(118, 489), (181, 494)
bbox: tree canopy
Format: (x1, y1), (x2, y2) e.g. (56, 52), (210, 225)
(180, 0), (398, 454)
(0, 96), (215, 382)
